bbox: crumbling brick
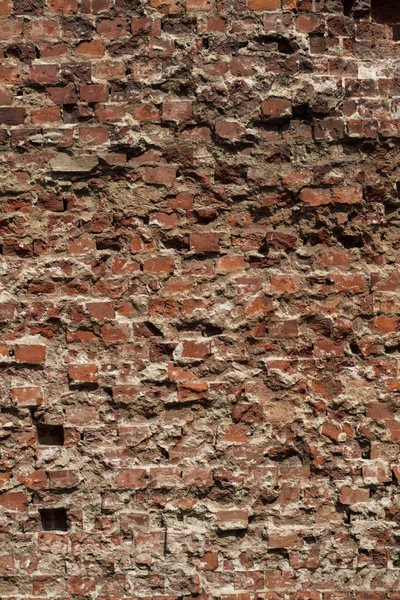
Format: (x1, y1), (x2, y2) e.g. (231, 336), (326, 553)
(0, 0), (398, 596)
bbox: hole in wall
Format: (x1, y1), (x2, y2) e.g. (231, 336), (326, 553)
(371, 0), (400, 24)
(343, 0), (355, 16)
(344, 0), (400, 26)
(39, 508), (68, 531)
(37, 424), (64, 446)
(393, 24), (400, 41)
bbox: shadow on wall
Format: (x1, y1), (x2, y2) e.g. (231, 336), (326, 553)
(344, 0), (400, 39)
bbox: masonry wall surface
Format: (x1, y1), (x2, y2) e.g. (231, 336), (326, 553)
(1, 0), (400, 597)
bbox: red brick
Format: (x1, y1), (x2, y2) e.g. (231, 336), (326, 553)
(149, 466), (181, 488)
(0, 491), (30, 511)
(0, 88), (12, 105)
(369, 315), (398, 334)
(145, 166), (176, 185)
(48, 469), (80, 489)
(66, 577), (96, 595)
(197, 551), (218, 571)
(68, 364), (98, 384)
(97, 18), (127, 37)
(270, 275), (299, 293)
(79, 127), (109, 145)
(86, 301), (115, 320)
(18, 470), (46, 490)
(262, 97), (292, 120)
(48, 0), (77, 11)
(29, 64), (59, 84)
(362, 461), (391, 484)
(116, 468), (147, 489)
(205, 17), (225, 32)
(190, 232), (219, 253)
(162, 100), (193, 122)
(217, 509), (249, 530)
(14, 344), (46, 364)
(134, 103), (160, 122)
(182, 339), (211, 359)
(0, 0), (399, 594)
(150, 0), (179, 12)
(313, 340), (344, 359)
(250, 0), (279, 7)
(177, 381), (209, 402)
(27, 18), (59, 40)
(296, 15), (322, 33)
(80, 84), (109, 103)
(168, 191), (193, 209)
(143, 256), (175, 273)
(131, 17), (161, 36)
(68, 237), (96, 254)
(82, 0), (110, 12)
(334, 274), (367, 293)
(339, 486), (369, 505)
(0, 107), (26, 125)
(319, 250), (349, 268)
(100, 323), (128, 344)
(31, 106), (60, 124)
(366, 401), (394, 420)
(216, 255), (246, 273)
(300, 188), (332, 206)
(12, 385), (43, 407)
(0, 18), (22, 39)
(0, 66), (21, 83)
(186, 0), (213, 11)
(76, 40), (105, 57)
(149, 212), (178, 229)
(332, 186), (363, 204)
(215, 121), (246, 142)
(47, 85), (77, 105)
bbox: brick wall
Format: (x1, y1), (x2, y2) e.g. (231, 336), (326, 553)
(1, 0), (400, 597)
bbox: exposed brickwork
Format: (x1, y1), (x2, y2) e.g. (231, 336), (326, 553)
(1, 0), (400, 597)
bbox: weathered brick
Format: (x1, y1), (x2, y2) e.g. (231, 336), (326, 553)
(116, 468), (147, 489)
(12, 385), (43, 406)
(68, 363), (98, 384)
(162, 100), (193, 122)
(80, 84), (109, 103)
(217, 509), (249, 530)
(190, 232), (219, 253)
(0, 491), (30, 511)
(262, 98), (292, 121)
(29, 64), (59, 84)
(14, 344), (46, 364)
(0, 1), (399, 596)
(0, 107), (26, 124)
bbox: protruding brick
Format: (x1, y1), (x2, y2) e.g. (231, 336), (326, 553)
(262, 98), (292, 121)
(215, 121), (246, 142)
(162, 100), (193, 122)
(217, 509), (249, 530)
(190, 232), (219, 253)
(14, 344), (46, 364)
(68, 364), (98, 384)
(12, 386), (43, 407)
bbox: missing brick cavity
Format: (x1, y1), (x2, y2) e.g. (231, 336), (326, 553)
(39, 508), (68, 532)
(371, 0), (400, 24)
(37, 424), (64, 446)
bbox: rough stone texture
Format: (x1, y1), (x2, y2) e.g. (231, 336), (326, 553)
(1, 0), (400, 598)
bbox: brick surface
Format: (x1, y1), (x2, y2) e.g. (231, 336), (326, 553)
(0, 0), (399, 597)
